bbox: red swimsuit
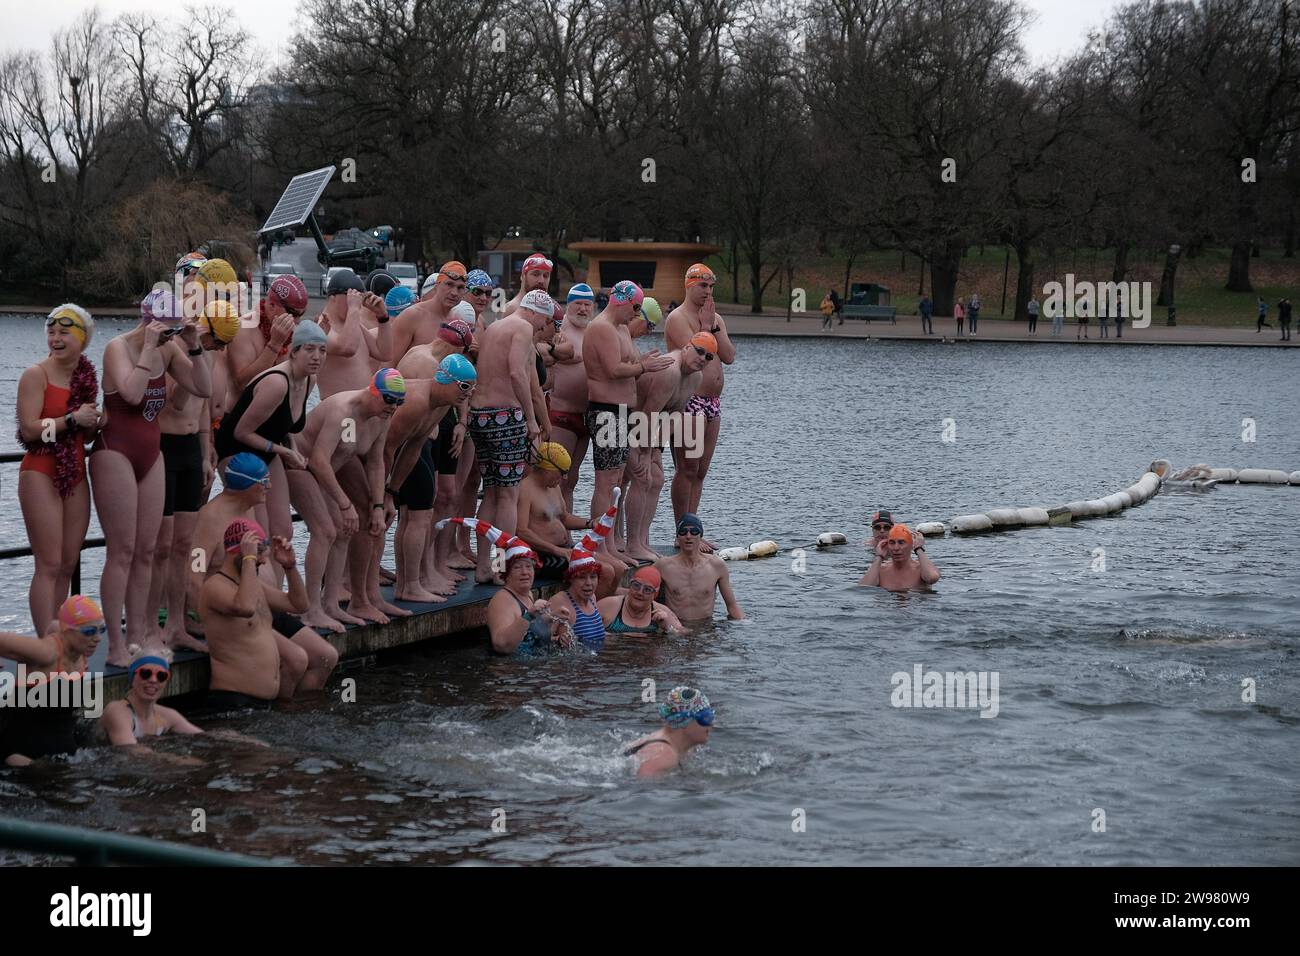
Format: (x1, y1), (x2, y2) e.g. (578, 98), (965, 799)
(94, 373), (167, 480)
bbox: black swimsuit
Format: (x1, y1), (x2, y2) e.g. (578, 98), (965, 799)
(0, 636), (85, 762)
(215, 369), (311, 463)
(624, 738), (673, 757)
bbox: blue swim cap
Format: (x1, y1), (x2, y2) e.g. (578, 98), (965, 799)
(385, 285), (416, 317)
(291, 320), (327, 348)
(466, 269), (494, 290)
(224, 452), (269, 490)
(567, 283), (595, 303)
(435, 353), (477, 384)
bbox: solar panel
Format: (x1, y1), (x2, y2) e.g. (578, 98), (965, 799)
(259, 166), (336, 234)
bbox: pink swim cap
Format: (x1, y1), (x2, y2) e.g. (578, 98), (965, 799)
(57, 594), (104, 629)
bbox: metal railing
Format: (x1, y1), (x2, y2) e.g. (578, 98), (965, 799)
(0, 815), (283, 866)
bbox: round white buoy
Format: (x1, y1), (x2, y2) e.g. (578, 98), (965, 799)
(950, 514), (994, 533)
(716, 547), (749, 561)
(747, 540), (779, 558)
(1237, 468), (1290, 484)
(1017, 507), (1049, 526)
(816, 532), (848, 547)
(1208, 467), (1238, 482)
(914, 521), (946, 537)
(1290, 471), (1300, 485)
(1081, 499), (1110, 517)
(986, 508), (1023, 528)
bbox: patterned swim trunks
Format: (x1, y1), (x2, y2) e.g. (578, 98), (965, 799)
(468, 406), (529, 488)
(584, 401), (629, 471)
(684, 393), (721, 420)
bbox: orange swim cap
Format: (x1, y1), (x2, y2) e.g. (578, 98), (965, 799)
(438, 261), (467, 282)
(685, 263), (715, 287)
(887, 523), (913, 543)
(632, 566), (662, 591)
(689, 331), (718, 355)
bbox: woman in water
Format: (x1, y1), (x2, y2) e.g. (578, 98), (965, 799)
(598, 566), (683, 636)
(0, 595), (104, 766)
(16, 305), (101, 634)
(624, 686), (715, 778)
(100, 646), (202, 745)
(546, 494), (623, 647)
(214, 321), (326, 556)
(91, 291), (212, 666)
(438, 518), (573, 654)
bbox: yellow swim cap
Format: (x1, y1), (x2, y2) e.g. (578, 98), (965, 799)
(203, 300), (242, 343)
(535, 442), (572, 472)
(196, 258), (238, 288)
(47, 304), (94, 346)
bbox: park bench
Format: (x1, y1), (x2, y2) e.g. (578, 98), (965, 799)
(841, 303), (897, 323)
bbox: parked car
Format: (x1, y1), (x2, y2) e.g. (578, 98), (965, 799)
(386, 261), (419, 293)
(260, 261), (299, 288)
(321, 266), (359, 297)
(319, 229), (385, 273)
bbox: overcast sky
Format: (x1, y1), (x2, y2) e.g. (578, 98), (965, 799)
(2, 0), (1122, 63)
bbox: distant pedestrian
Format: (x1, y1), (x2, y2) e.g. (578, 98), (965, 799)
(955, 298), (966, 336)
(919, 294), (934, 334)
(968, 293), (980, 335)
(1099, 304), (1110, 339)
(1077, 305), (1089, 340)
(1026, 297), (1039, 334)
(820, 292), (835, 330)
(1279, 297), (1292, 341)
(1050, 302), (1063, 336)
(1257, 297), (1272, 332)
(1114, 308), (1124, 339)
(829, 288), (843, 325)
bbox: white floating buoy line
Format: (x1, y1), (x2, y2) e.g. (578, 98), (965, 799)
(913, 457), (1300, 538)
(715, 532), (848, 561)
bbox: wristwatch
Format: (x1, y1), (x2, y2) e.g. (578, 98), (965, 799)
(188, 346), (204, 356)
(64, 412), (75, 430)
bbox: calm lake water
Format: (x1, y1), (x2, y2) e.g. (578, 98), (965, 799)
(1, 314), (1298, 865)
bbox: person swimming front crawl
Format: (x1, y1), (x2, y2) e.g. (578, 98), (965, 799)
(624, 686), (715, 778)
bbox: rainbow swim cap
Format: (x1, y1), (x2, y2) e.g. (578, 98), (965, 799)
(610, 280), (644, 306)
(435, 353), (477, 385)
(175, 252), (207, 276)
(385, 285), (416, 317)
(223, 517), (267, 553)
(57, 594), (104, 629)
(369, 368), (406, 404)
(224, 452), (270, 490)
(659, 686), (714, 727)
(203, 300), (241, 343)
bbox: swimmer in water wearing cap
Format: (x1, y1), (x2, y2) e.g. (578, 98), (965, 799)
(621, 331), (716, 564)
(858, 523), (940, 592)
(582, 280), (675, 542)
(293, 369), (408, 630)
(666, 263), (736, 551)
(652, 513), (745, 622)
(389, 261), (468, 359)
(624, 686), (714, 778)
(599, 565), (684, 636)
(101, 645), (204, 746)
(383, 355), (478, 603)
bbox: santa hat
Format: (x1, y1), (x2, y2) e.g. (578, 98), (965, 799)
(434, 517), (540, 566)
(568, 488), (621, 574)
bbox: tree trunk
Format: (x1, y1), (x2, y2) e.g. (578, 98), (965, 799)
(842, 251), (854, 300)
(1226, 240), (1253, 292)
(930, 242), (962, 316)
(730, 236), (740, 304)
(749, 255), (764, 313)
(1158, 245), (1182, 310)
(1111, 242), (1129, 283)
(1013, 244), (1034, 323)
(1285, 209), (1297, 257)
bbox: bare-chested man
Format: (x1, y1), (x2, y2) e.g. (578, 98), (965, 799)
(548, 283), (596, 512)
(514, 442), (622, 595)
(666, 264), (737, 547)
(653, 513), (744, 622)
(296, 369), (406, 630)
(390, 260), (467, 358)
(623, 332), (715, 564)
(503, 253), (552, 316)
(583, 280), (674, 529)
(226, 274), (309, 393)
(466, 289), (550, 584)
(464, 269), (497, 336)
(385, 354), (476, 602)
(315, 279), (393, 400)
(199, 518), (311, 710)
(859, 524), (940, 592)
(146, 301), (241, 650)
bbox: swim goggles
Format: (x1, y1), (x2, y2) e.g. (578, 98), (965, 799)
(77, 623), (108, 638)
(47, 315), (86, 331)
(692, 346), (715, 361)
